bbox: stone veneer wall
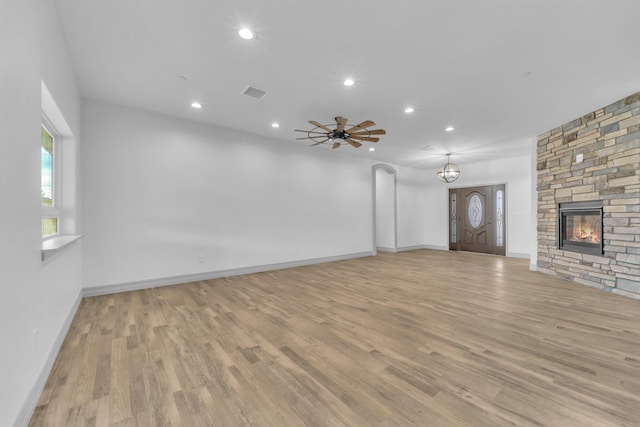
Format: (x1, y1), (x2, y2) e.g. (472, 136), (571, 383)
(537, 92), (640, 299)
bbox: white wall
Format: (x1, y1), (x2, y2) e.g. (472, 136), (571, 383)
(529, 138), (538, 269)
(397, 167), (428, 249)
(0, 1), (82, 426)
(423, 155), (533, 257)
(82, 100), (384, 288)
(375, 167), (395, 249)
(79, 98), (532, 292)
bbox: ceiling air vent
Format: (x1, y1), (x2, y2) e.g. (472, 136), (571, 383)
(241, 86), (268, 100)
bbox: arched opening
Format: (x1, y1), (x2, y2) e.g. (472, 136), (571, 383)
(372, 164), (397, 255)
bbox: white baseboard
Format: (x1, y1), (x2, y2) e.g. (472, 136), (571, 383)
(376, 246), (398, 253)
(394, 246), (530, 259)
(14, 291), (82, 427)
(507, 252), (530, 259)
(389, 245), (451, 252)
(82, 251), (373, 297)
(378, 245), (449, 254)
(397, 245), (431, 252)
(529, 263), (538, 271)
(421, 244), (449, 251)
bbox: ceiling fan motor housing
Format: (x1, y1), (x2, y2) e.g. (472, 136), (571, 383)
(329, 131), (350, 141)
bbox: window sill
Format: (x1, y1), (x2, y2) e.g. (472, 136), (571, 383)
(42, 235), (82, 261)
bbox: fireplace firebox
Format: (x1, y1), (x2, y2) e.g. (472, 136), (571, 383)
(558, 201), (604, 255)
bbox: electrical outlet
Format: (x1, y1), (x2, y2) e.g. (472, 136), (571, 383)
(198, 255), (204, 263)
(576, 153), (584, 163)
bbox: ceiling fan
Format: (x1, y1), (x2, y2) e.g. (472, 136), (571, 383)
(295, 116), (386, 149)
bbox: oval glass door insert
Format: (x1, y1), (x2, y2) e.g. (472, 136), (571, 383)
(468, 194), (482, 228)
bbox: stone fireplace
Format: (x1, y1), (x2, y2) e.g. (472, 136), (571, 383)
(537, 92), (640, 299)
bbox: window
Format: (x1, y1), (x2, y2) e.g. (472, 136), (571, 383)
(496, 189), (504, 247)
(41, 119), (59, 238)
(450, 192), (457, 243)
(39, 81), (81, 260)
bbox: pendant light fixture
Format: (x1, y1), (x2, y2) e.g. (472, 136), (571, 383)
(437, 153), (460, 183)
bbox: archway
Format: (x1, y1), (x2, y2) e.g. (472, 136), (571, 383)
(372, 164), (397, 255)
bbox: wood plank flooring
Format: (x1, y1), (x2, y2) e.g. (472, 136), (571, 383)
(29, 250), (640, 426)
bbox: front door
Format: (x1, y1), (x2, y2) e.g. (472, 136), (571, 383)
(449, 185), (506, 256)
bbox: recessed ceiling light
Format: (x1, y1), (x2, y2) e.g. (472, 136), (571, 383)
(238, 28), (254, 40)
(445, 126), (455, 132)
(271, 122), (280, 128)
(404, 107), (415, 113)
(369, 147), (375, 152)
(343, 78), (355, 86)
(191, 102), (202, 109)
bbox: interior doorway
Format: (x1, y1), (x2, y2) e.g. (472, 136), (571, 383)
(449, 184), (506, 255)
(372, 164), (397, 254)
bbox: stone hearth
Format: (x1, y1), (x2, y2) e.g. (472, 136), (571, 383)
(537, 92), (640, 299)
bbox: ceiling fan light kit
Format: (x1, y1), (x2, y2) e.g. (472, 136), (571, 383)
(437, 153), (460, 183)
(295, 116), (386, 149)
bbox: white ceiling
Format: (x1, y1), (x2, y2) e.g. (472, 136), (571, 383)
(53, 0), (640, 170)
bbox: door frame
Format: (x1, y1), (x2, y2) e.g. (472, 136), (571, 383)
(448, 184), (506, 256)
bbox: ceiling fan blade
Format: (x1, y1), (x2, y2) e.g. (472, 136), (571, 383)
(335, 116), (348, 132)
(295, 129), (328, 134)
(310, 138), (329, 146)
(296, 136), (331, 141)
(346, 138), (362, 148)
(309, 120), (332, 132)
(332, 141), (341, 149)
(346, 120), (375, 132)
(348, 135), (379, 142)
(349, 129), (386, 136)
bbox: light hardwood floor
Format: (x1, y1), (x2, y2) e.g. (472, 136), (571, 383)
(29, 250), (640, 426)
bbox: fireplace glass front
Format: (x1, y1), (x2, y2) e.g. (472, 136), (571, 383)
(558, 202), (603, 255)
